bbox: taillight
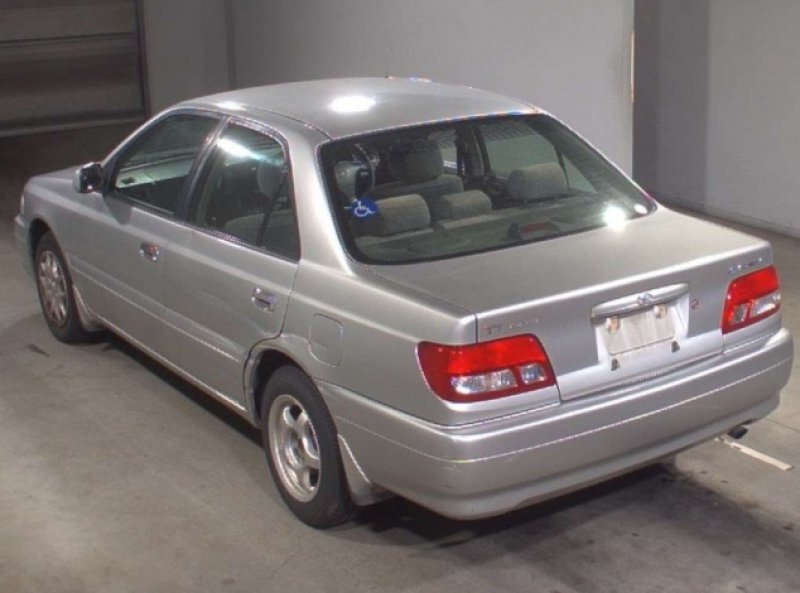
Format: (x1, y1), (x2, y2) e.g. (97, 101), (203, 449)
(722, 266), (781, 334)
(417, 335), (555, 402)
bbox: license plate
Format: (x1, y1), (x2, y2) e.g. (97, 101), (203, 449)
(602, 304), (674, 355)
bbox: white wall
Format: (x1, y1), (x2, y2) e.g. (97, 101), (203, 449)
(635, 0), (800, 236)
(141, 0), (232, 113)
(231, 0), (635, 171)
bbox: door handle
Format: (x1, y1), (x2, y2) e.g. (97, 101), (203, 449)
(251, 288), (278, 312)
(139, 242), (161, 262)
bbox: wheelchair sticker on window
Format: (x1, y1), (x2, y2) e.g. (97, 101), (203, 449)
(346, 197), (379, 219)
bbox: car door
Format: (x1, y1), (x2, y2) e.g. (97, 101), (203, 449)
(69, 112), (222, 355)
(161, 120), (300, 407)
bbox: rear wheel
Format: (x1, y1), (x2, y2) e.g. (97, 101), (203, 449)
(34, 232), (92, 343)
(261, 366), (356, 528)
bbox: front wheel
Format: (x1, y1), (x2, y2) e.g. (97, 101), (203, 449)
(261, 366), (356, 528)
(34, 232), (92, 343)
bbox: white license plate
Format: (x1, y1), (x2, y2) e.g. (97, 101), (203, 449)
(602, 305), (674, 355)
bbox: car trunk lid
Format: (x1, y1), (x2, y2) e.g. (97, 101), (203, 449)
(367, 208), (773, 400)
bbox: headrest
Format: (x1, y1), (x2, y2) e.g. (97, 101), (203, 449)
(355, 194), (430, 237)
(507, 162), (567, 202)
(333, 161), (360, 199)
(387, 139), (444, 183)
(224, 213), (263, 244)
(430, 190), (492, 220)
(257, 156), (287, 198)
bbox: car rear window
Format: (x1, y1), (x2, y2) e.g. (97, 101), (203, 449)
(319, 114), (654, 264)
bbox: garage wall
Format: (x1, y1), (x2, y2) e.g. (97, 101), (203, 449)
(230, 0), (635, 171)
(634, 0), (800, 237)
(140, 0), (232, 113)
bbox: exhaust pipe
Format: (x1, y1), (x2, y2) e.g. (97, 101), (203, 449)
(727, 425), (749, 440)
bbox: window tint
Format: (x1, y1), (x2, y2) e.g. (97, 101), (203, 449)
(190, 124), (299, 260)
(112, 114), (218, 215)
(320, 114), (653, 265)
(480, 119), (557, 177)
(427, 129), (457, 172)
(482, 119), (602, 193)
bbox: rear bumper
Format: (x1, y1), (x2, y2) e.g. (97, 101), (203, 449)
(323, 328), (793, 520)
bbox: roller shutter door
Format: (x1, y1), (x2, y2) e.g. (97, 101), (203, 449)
(0, 0), (145, 137)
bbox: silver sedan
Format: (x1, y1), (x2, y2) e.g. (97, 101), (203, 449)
(15, 78), (793, 527)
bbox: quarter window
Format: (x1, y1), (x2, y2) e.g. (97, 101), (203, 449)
(111, 114), (219, 215)
(189, 124), (299, 260)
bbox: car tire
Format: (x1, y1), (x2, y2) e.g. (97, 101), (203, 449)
(34, 231), (92, 344)
(261, 365), (356, 528)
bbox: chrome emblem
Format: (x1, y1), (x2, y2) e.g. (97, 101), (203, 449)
(483, 318), (539, 336)
(729, 257), (764, 275)
(637, 293), (654, 307)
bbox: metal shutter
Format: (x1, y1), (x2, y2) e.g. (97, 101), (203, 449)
(0, 0), (146, 137)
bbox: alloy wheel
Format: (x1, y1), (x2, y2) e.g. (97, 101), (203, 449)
(268, 393), (322, 502)
(38, 250), (69, 327)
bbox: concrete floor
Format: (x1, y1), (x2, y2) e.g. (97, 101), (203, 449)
(1, 126), (799, 593)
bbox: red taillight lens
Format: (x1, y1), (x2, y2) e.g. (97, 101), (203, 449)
(722, 266), (781, 334)
(417, 335), (555, 402)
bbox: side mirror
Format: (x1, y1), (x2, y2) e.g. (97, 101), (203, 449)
(73, 162), (104, 194)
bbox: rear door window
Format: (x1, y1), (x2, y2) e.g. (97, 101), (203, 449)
(188, 123), (299, 260)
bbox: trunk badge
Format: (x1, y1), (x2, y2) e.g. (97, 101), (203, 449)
(729, 257), (764, 275)
(637, 293), (655, 306)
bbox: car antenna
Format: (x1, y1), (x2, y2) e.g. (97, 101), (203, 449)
(384, 45), (394, 78)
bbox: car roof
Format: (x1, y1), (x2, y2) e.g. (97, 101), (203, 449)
(186, 77), (539, 140)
